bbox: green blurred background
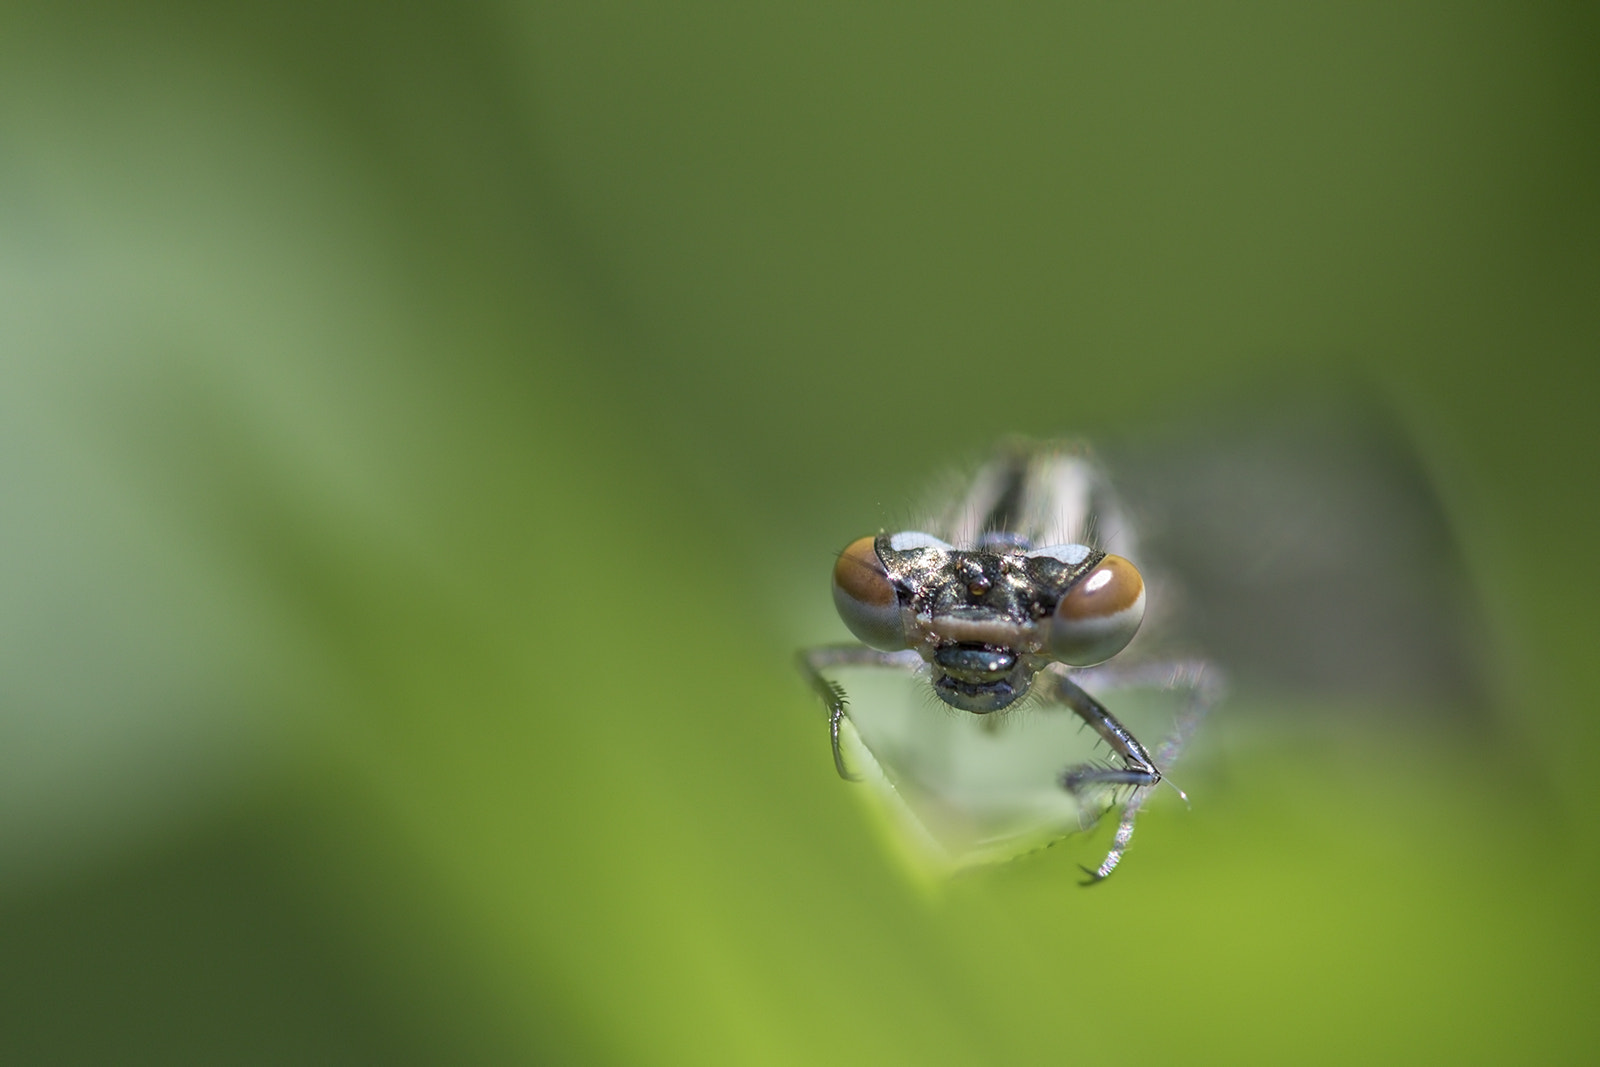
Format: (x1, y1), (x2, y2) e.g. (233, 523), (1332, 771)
(2, 2), (1597, 1063)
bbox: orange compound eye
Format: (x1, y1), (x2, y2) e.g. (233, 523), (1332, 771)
(1049, 554), (1145, 666)
(832, 536), (908, 651)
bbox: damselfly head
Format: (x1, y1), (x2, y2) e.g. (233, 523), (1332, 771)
(831, 529), (1147, 712)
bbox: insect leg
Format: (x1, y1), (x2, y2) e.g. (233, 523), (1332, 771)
(1038, 668), (1161, 883)
(796, 645), (922, 781)
(1040, 659), (1224, 882)
(1066, 658), (1224, 776)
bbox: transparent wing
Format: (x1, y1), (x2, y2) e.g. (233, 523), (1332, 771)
(1102, 387), (1492, 722)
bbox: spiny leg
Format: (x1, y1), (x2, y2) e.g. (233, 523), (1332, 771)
(796, 645), (923, 781)
(1044, 670), (1162, 793)
(1040, 659), (1224, 882)
(1067, 658), (1224, 780)
(1039, 669), (1162, 883)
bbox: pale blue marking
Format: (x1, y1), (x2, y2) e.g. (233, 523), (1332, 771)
(1025, 543), (1092, 566)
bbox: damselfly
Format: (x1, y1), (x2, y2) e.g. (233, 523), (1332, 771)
(798, 439), (1221, 882)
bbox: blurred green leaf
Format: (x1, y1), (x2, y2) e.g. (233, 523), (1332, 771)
(1, 2), (1597, 1063)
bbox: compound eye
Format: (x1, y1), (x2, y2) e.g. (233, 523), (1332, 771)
(832, 536), (908, 650)
(1049, 554), (1145, 666)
